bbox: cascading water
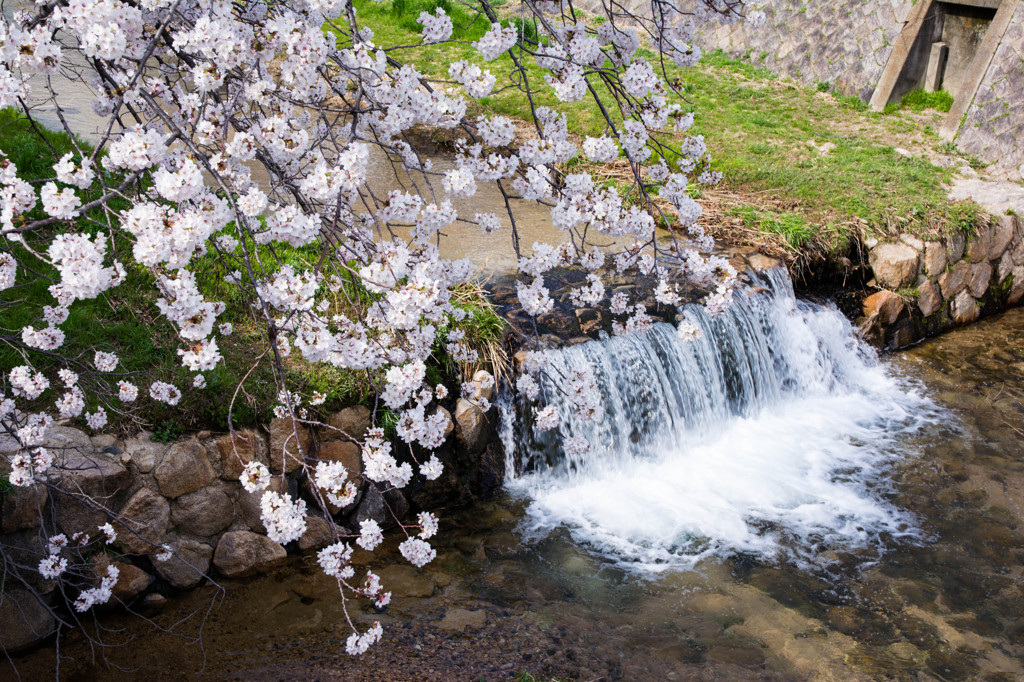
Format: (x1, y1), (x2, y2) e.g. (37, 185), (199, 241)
(504, 268), (937, 570)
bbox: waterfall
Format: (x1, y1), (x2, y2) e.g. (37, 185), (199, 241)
(505, 269), (935, 570)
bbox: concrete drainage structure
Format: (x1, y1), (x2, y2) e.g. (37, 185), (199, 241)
(680, 0), (1023, 178)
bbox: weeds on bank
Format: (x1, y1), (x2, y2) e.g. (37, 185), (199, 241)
(884, 88), (954, 114)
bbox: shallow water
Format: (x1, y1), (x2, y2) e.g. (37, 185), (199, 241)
(13, 306), (1024, 681)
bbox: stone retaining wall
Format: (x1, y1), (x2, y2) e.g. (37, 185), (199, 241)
(0, 394), (503, 653)
(858, 213), (1024, 349)
(686, 0), (916, 100)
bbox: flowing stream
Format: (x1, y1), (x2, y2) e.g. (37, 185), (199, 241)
(505, 269), (934, 571)
(13, 269), (1024, 680)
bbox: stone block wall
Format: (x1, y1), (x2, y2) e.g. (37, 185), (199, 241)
(0, 395), (503, 651)
(953, 3), (1024, 177)
(858, 214), (1024, 349)
(688, 0), (915, 99)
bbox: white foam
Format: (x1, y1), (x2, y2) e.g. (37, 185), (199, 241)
(507, 270), (935, 571)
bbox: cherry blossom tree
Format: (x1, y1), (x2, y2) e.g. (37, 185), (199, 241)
(0, 0), (764, 658)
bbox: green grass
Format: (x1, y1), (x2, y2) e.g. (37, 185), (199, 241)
(727, 205), (816, 249)
(885, 88), (954, 114)
(936, 140), (988, 170)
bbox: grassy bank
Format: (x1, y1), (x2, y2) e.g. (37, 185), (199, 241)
(348, 0), (987, 255)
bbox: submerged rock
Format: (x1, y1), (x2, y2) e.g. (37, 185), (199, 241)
(438, 608), (487, 631)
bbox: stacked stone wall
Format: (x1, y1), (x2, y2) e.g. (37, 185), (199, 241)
(858, 214), (1024, 349)
(0, 394), (503, 652)
(688, 0), (915, 99)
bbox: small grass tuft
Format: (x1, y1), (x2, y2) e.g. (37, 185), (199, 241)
(885, 88), (954, 114)
(727, 205), (817, 250)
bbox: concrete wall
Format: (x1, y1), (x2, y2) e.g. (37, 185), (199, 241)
(681, 0), (1023, 178)
(939, 2), (998, 97)
(952, 3), (1024, 177)
(688, 0), (916, 99)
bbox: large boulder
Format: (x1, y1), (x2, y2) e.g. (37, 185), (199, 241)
(43, 426), (93, 454)
(454, 398), (490, 455)
(917, 280), (942, 317)
(0, 589), (55, 653)
(938, 261), (972, 299)
(968, 262), (993, 298)
(115, 487), (171, 554)
(923, 241), (947, 276)
(947, 233), (966, 262)
(437, 406), (454, 440)
(50, 449), (132, 539)
(967, 225), (992, 262)
(213, 531), (287, 578)
(216, 429), (268, 481)
(355, 485), (408, 528)
(234, 476), (287, 533)
(153, 537), (213, 589)
(268, 418), (312, 474)
(1008, 265), (1024, 305)
(478, 441), (506, 495)
(54, 450), (132, 499)
(968, 217), (1016, 263)
(861, 291), (904, 325)
(317, 440), (362, 477)
(52, 493), (107, 539)
(121, 435), (168, 474)
(470, 370), (495, 402)
(1, 483), (47, 533)
(868, 243), (918, 290)
(297, 515), (334, 552)
(154, 440), (215, 499)
(110, 561), (154, 602)
(950, 290), (980, 325)
(170, 486), (234, 537)
(324, 406), (372, 442)
(989, 215), (1016, 260)
(311, 440), (363, 514)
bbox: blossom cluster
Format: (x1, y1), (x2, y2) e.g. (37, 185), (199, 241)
(0, 0), (753, 658)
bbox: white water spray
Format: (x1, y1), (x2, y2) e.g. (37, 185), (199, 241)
(506, 269), (935, 570)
